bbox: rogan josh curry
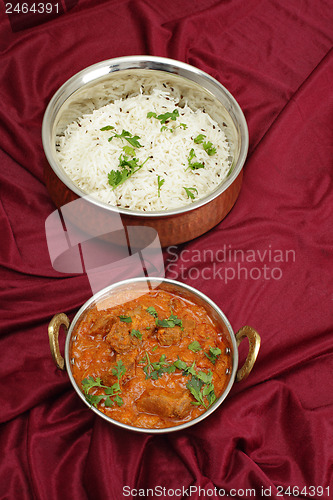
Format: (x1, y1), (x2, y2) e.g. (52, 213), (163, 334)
(71, 289), (232, 429)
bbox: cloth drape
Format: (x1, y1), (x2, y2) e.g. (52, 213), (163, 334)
(0, 1), (332, 499)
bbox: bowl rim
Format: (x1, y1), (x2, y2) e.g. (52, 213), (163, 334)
(64, 276), (239, 433)
(42, 55), (249, 218)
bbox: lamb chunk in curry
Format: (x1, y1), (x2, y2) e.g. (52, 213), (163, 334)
(136, 388), (193, 419)
(117, 350), (137, 384)
(89, 313), (114, 336)
(105, 319), (135, 353)
(133, 307), (157, 332)
(71, 289), (232, 429)
(156, 325), (182, 346)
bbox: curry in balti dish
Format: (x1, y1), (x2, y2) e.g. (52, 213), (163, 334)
(71, 289), (232, 428)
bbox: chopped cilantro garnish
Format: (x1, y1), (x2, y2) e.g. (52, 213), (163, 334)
(122, 145), (136, 156)
(186, 148), (205, 170)
(202, 383), (216, 406)
(193, 134), (216, 155)
(82, 360), (126, 408)
(157, 175), (165, 197)
(183, 187), (198, 199)
(185, 368), (215, 409)
(202, 141), (216, 156)
(101, 127), (143, 148)
(119, 315), (132, 323)
(188, 341), (202, 352)
(108, 155), (149, 189)
(156, 314), (182, 328)
(146, 306), (158, 318)
(186, 377), (206, 408)
(139, 354), (216, 409)
(143, 353), (171, 380)
(196, 370), (213, 384)
(204, 346), (222, 364)
(173, 358), (188, 371)
(100, 125), (115, 131)
(113, 394), (124, 407)
(112, 359), (126, 380)
(131, 329), (142, 340)
(194, 134), (206, 144)
(147, 109), (179, 124)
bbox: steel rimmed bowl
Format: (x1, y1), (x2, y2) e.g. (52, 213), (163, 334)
(48, 277), (260, 433)
(42, 56), (249, 247)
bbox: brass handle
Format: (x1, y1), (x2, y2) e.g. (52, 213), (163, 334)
(235, 325), (261, 382)
(48, 313), (70, 370)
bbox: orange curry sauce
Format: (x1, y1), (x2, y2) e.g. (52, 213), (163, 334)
(70, 290), (232, 429)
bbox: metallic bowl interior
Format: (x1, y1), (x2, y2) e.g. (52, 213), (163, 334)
(65, 277), (239, 434)
(42, 56), (249, 246)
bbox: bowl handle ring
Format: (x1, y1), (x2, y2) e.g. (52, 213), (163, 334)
(48, 313), (70, 371)
(235, 325), (261, 382)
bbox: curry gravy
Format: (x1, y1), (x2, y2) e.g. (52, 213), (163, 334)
(71, 290), (232, 429)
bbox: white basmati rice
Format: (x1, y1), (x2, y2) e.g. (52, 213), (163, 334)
(56, 89), (231, 211)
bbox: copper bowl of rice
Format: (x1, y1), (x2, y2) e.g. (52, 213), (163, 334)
(42, 56), (248, 247)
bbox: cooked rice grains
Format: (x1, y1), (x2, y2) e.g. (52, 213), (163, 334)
(56, 90), (231, 211)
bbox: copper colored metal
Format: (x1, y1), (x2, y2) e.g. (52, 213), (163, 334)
(44, 159), (243, 247)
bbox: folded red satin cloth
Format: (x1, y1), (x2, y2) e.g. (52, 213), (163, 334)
(0, 1), (332, 499)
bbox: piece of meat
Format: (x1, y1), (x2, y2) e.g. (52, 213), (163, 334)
(156, 326), (182, 346)
(105, 319), (135, 353)
(195, 322), (217, 341)
(80, 346), (116, 386)
(130, 307), (157, 333)
(92, 348), (139, 387)
(168, 296), (183, 312)
(89, 313), (115, 335)
(99, 369), (117, 387)
(181, 317), (196, 335)
(136, 388), (193, 419)
(117, 350), (138, 384)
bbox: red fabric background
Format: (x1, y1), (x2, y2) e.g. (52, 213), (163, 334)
(0, 0), (333, 499)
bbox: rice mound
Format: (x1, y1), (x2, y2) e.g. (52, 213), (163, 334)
(56, 89), (231, 212)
